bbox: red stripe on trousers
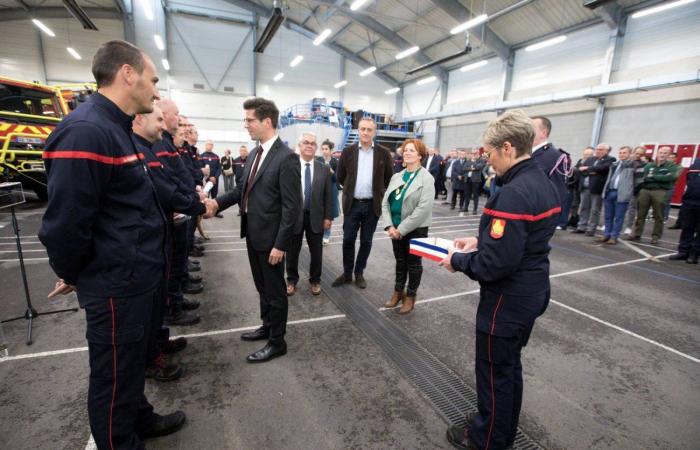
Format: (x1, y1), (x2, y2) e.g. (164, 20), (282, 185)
(109, 298), (116, 450)
(485, 294), (504, 450)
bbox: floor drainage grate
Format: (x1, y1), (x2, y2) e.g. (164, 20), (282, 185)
(301, 252), (544, 450)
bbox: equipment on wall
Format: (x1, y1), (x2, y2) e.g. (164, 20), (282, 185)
(62, 0), (99, 31)
(254, 6), (286, 53)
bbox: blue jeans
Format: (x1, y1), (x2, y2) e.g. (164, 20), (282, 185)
(603, 190), (629, 239)
(342, 200), (379, 276)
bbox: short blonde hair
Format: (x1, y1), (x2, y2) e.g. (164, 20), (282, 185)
(482, 109), (535, 157)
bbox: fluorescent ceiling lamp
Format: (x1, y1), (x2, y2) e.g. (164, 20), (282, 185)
(350, 0), (371, 11)
(154, 34), (165, 51)
(631, 0), (696, 18)
(141, 0), (154, 21)
(66, 47), (82, 60)
(385, 87), (400, 95)
(334, 80), (348, 88)
(313, 28), (332, 46)
(416, 76), (437, 86)
(525, 35), (567, 52)
(450, 14), (488, 35)
(290, 55), (304, 67)
(161, 59), (170, 71)
(460, 59), (488, 72)
(273, 72), (284, 81)
(395, 46), (420, 60)
(359, 66), (376, 76)
(32, 19), (55, 37)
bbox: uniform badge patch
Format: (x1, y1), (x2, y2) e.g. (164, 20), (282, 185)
(490, 218), (506, 239)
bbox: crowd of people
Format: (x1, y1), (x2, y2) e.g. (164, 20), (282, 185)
(34, 39), (699, 450)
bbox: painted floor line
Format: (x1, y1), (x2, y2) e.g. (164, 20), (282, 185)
(0, 256), (49, 262)
(0, 314), (347, 363)
(549, 298), (699, 364)
(618, 238), (654, 259)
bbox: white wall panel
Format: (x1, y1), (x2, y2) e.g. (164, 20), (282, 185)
(614, 1), (700, 81)
(446, 57), (503, 108)
(0, 21), (43, 82)
(510, 23), (610, 98)
(439, 122), (488, 152)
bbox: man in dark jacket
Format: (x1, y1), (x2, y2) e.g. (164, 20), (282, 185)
(669, 158), (700, 263)
(200, 140), (223, 217)
(450, 151), (467, 210)
(461, 150), (486, 214)
(39, 40), (185, 450)
(573, 143), (615, 236)
(333, 117), (393, 289)
(423, 147), (443, 199)
(233, 145), (249, 186)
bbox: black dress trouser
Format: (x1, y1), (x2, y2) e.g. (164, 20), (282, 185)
(246, 238), (288, 344)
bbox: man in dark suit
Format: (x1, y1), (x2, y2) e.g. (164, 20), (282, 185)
(286, 132), (333, 296)
(209, 98), (301, 363)
(532, 116), (571, 227)
(462, 150), (486, 214)
(450, 150), (467, 210)
(423, 147), (444, 199)
(573, 143), (616, 236)
(333, 117), (393, 289)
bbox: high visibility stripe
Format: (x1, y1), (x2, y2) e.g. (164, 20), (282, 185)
(42, 151), (144, 165)
(27, 125), (41, 134)
(483, 206), (561, 222)
(485, 294), (504, 450)
(155, 151), (178, 158)
(147, 161), (162, 168)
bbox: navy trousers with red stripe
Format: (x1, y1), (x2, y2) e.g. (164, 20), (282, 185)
(80, 288), (160, 450)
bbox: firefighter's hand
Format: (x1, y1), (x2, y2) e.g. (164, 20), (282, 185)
(454, 237), (478, 252)
(48, 279), (76, 299)
(439, 249), (456, 273)
(203, 199), (219, 219)
(268, 248), (284, 265)
(198, 190), (207, 201)
(209, 177), (216, 184)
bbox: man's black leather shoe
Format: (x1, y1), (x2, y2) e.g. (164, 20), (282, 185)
(446, 425), (477, 450)
(241, 326), (269, 341)
(146, 355), (184, 382)
(183, 282), (203, 295)
(189, 274), (202, 284)
(162, 337), (187, 354)
(355, 273), (367, 289)
(246, 342), (287, 363)
(187, 262), (201, 272)
(140, 411), (186, 439)
(687, 255), (698, 264)
(165, 310), (200, 326)
(189, 258), (200, 266)
(182, 297), (200, 310)
(331, 274), (352, 287)
(189, 248), (204, 257)
(669, 253), (689, 261)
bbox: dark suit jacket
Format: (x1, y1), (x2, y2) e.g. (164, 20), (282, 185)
(337, 142), (393, 217)
(581, 154), (616, 195)
(216, 137), (302, 251)
(423, 154), (443, 177)
(451, 159), (467, 190)
(462, 159), (486, 184)
(297, 159), (333, 234)
(532, 143), (570, 202)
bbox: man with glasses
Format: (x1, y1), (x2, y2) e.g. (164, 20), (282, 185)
(285, 133), (333, 296)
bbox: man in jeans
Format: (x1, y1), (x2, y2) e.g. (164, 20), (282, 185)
(626, 146), (679, 244)
(597, 146), (638, 245)
(572, 143), (615, 236)
(333, 117), (393, 289)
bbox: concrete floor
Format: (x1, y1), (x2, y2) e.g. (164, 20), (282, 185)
(0, 195), (698, 450)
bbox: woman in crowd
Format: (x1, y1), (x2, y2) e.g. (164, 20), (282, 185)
(381, 138), (435, 314)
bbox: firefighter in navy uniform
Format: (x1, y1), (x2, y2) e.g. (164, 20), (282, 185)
(440, 110), (560, 450)
(39, 41), (185, 450)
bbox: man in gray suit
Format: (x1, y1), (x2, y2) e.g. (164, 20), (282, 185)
(286, 132), (333, 296)
(209, 97), (301, 363)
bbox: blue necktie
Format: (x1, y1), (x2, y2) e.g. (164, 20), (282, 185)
(304, 162), (311, 210)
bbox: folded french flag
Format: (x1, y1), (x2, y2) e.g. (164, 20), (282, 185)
(409, 237), (454, 262)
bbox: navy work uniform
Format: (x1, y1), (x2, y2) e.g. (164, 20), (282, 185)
(200, 150), (222, 198)
(677, 158), (700, 261)
(39, 93), (167, 450)
(450, 158), (560, 450)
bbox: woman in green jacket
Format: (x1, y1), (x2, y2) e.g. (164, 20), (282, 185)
(381, 138), (435, 314)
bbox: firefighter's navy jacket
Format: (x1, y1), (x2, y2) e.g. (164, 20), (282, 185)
(134, 134), (205, 217)
(179, 142), (202, 187)
(532, 142), (570, 202)
(200, 150), (221, 180)
(153, 131), (195, 190)
(39, 93), (167, 297)
(451, 158), (560, 336)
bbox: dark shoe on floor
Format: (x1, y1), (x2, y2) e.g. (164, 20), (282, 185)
(241, 326), (269, 341)
(668, 223), (681, 230)
(459, 209), (467, 213)
(471, 211), (478, 215)
(141, 411), (186, 439)
(246, 342), (287, 363)
(189, 248), (204, 257)
(165, 310), (201, 326)
(571, 229), (586, 234)
(354, 273), (367, 289)
(286, 283), (296, 296)
(624, 235), (640, 241)
(650, 237), (660, 245)
(188, 274), (202, 284)
(605, 238), (618, 245)
(195, 237), (205, 245)
(182, 297), (200, 310)
(310, 283), (321, 295)
(450, 206), (455, 210)
(189, 258), (200, 266)
(687, 255), (698, 264)
(146, 354), (184, 382)
(215, 213), (224, 218)
(585, 231), (595, 237)
(182, 282), (203, 295)
(669, 253), (689, 261)
(596, 236), (610, 243)
(446, 425), (476, 450)
(331, 274), (352, 287)
(162, 337), (187, 354)
(187, 262), (201, 272)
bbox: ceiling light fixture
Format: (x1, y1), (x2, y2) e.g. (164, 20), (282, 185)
(313, 28), (332, 46)
(274, 72), (284, 81)
(290, 55), (304, 67)
(350, 0), (371, 11)
(460, 60), (488, 72)
(66, 47), (81, 60)
(161, 59), (170, 71)
(141, 0), (154, 21)
(631, 0), (696, 18)
(525, 35), (567, 52)
(154, 34), (165, 51)
(450, 14), (488, 35)
(385, 87), (400, 95)
(334, 80), (348, 88)
(395, 46), (420, 60)
(359, 66), (376, 76)
(32, 19), (55, 37)
(416, 76), (437, 86)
